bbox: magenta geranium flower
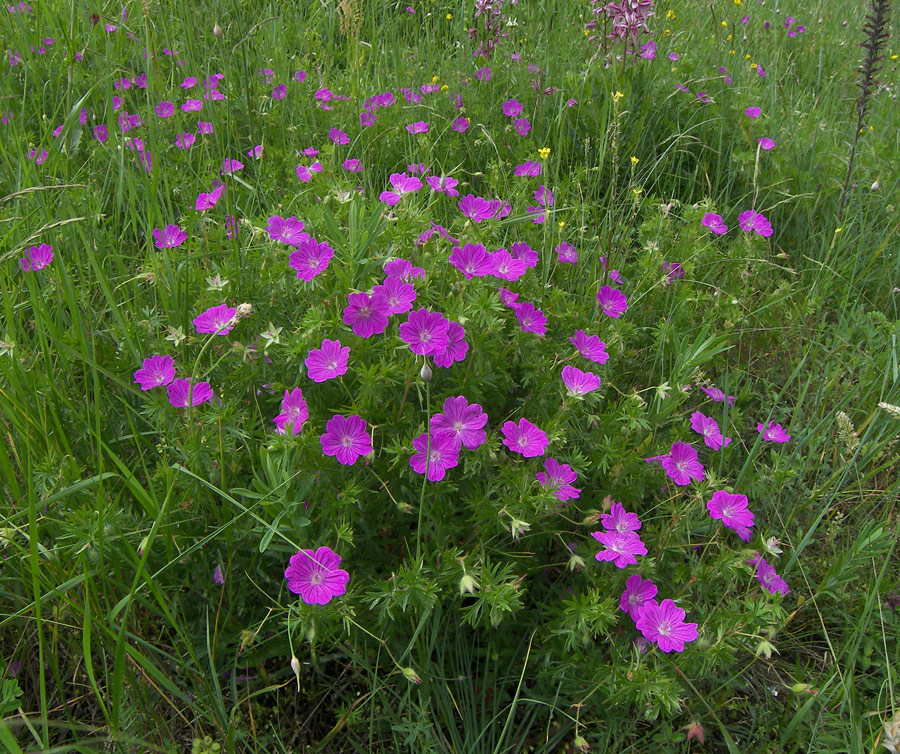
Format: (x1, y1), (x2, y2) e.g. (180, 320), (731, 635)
(175, 132), (196, 150)
(749, 555), (790, 595)
(510, 242), (539, 268)
(645, 441), (706, 486)
(399, 308), (450, 356)
(410, 431), (460, 481)
(320, 414), (372, 465)
(342, 158), (363, 172)
(430, 396), (487, 450)
(181, 99), (203, 112)
(514, 302), (547, 335)
(155, 101), (174, 118)
(266, 216), (309, 246)
(707, 490), (754, 541)
(343, 292), (390, 339)
(498, 287), (519, 308)
(305, 339), (349, 382)
(757, 420), (790, 443)
(425, 175), (459, 197)
(328, 128), (349, 145)
(198, 121), (214, 135)
(591, 530), (647, 568)
(384, 258), (425, 280)
(758, 137), (775, 150)
(273, 387), (308, 436)
(193, 304), (237, 336)
(433, 321), (469, 368)
(152, 224), (187, 249)
(514, 161), (542, 177)
(513, 118), (531, 136)
(601, 502), (642, 533)
(570, 330), (609, 364)
(221, 158), (244, 175)
(379, 172), (422, 205)
(195, 181), (225, 211)
(405, 121), (429, 134)
(490, 249), (529, 282)
(738, 210), (773, 237)
(167, 378), (214, 407)
(620, 574), (658, 620)
(450, 243), (494, 279)
(561, 365), (601, 396)
(702, 213), (728, 235)
(134, 355), (176, 390)
(701, 386), (735, 405)
(372, 276), (416, 315)
(19, 243), (53, 271)
(745, 106), (761, 118)
(555, 242), (578, 264)
(289, 237), (334, 281)
(690, 411), (731, 450)
(502, 98), (522, 117)
(634, 599), (699, 652)
(457, 194), (509, 223)
(284, 546), (350, 605)
(451, 117), (469, 132)
(535, 457), (580, 501)
(596, 286), (628, 318)
(502, 418), (549, 458)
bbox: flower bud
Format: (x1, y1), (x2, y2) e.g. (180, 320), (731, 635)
(459, 573), (479, 595)
(401, 666), (422, 684)
(574, 734), (590, 752)
(236, 302), (253, 319)
(213, 22), (223, 38)
(419, 361), (433, 383)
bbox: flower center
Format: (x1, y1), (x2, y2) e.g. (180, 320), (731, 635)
(657, 619), (673, 636)
(419, 329), (431, 342)
(326, 359), (338, 371)
(310, 570), (324, 585)
(341, 435), (353, 447)
(359, 305), (371, 318)
(453, 421), (464, 434)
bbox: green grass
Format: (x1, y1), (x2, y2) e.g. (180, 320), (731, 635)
(1, 0), (899, 751)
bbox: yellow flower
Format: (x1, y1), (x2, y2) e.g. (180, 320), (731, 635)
(558, 221), (566, 228)
(630, 156), (639, 165)
(744, 53), (751, 59)
(612, 90), (625, 102)
(721, 20), (727, 27)
(538, 147), (551, 159)
(726, 34), (733, 40)
(671, 66), (677, 72)
(632, 188), (643, 196)
(835, 227), (843, 233)
(730, 49), (736, 55)
(440, 84), (448, 91)
(666, 9), (675, 18)
(584, 28), (589, 35)
(734, 0), (742, 5)
(663, 28), (671, 35)
(891, 54), (898, 59)
(446, 12), (452, 19)
(431, 75), (439, 83)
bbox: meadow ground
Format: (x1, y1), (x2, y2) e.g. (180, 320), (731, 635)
(1, 0), (899, 751)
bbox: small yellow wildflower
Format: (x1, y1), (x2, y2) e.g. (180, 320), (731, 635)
(663, 28), (671, 35)
(745, 53), (751, 59)
(584, 29), (589, 35)
(432, 75), (439, 83)
(632, 188), (643, 196)
(671, 66), (677, 72)
(440, 84), (448, 91)
(666, 9), (675, 18)
(612, 90), (625, 102)
(630, 156), (639, 166)
(558, 221), (566, 228)
(538, 147), (551, 159)
(734, 0), (742, 5)
(835, 227), (843, 234)
(891, 54), (899, 59)
(730, 49), (736, 55)
(721, 20), (727, 27)
(726, 34), (733, 40)
(446, 12), (452, 19)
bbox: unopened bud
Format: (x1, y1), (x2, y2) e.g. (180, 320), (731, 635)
(882, 710), (900, 754)
(236, 302), (253, 319)
(419, 362), (433, 382)
(459, 573), (479, 595)
(567, 553), (586, 572)
(213, 22), (223, 38)
(574, 734), (590, 752)
(401, 666), (422, 684)
(239, 629), (255, 653)
(290, 655), (301, 691)
(871, 180), (880, 192)
(137, 535), (149, 558)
